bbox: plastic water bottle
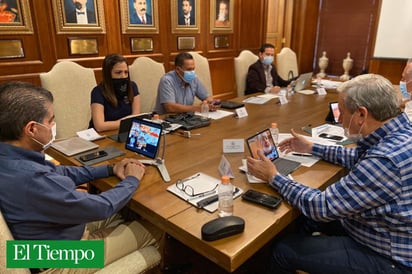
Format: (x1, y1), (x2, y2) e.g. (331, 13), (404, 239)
(270, 123), (279, 145)
(200, 100), (209, 120)
(218, 176), (233, 217)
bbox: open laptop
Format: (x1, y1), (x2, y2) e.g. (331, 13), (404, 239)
(294, 72), (314, 94)
(246, 129), (301, 175)
(125, 118), (163, 160)
(109, 113), (152, 142)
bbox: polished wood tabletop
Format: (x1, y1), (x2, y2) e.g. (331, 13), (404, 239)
(47, 92), (345, 272)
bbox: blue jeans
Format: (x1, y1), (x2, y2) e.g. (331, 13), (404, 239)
(268, 218), (411, 274)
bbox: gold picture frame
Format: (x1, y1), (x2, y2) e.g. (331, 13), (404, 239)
(120, 0), (159, 34)
(52, 0), (106, 34)
(210, 0), (233, 33)
(0, 0), (33, 35)
(171, 0), (200, 33)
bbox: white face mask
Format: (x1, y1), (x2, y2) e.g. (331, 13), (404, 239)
(344, 113), (363, 142)
(32, 122), (57, 150)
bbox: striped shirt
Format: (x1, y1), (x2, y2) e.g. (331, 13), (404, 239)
(270, 112), (412, 268)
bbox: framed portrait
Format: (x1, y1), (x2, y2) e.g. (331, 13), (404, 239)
(52, 0), (106, 34)
(120, 0), (159, 34)
(171, 0), (200, 33)
(0, 0), (33, 34)
(210, 0), (233, 33)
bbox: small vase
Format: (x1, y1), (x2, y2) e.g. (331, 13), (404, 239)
(340, 52), (353, 81)
(317, 51), (328, 78)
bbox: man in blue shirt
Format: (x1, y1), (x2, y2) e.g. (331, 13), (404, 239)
(153, 52), (215, 114)
(0, 82), (158, 268)
(247, 74), (412, 273)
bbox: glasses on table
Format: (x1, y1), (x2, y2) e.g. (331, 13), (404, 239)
(175, 174), (218, 198)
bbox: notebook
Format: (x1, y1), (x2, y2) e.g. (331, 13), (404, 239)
(246, 129), (301, 175)
(50, 137), (99, 157)
(124, 118), (163, 159)
(294, 72), (313, 92)
(108, 113), (152, 142)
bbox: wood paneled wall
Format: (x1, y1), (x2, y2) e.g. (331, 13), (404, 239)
(0, 0), (267, 99)
(290, 0), (406, 84)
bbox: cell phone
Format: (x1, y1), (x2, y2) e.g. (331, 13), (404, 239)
(318, 133), (344, 141)
(79, 150), (108, 162)
(242, 189), (282, 209)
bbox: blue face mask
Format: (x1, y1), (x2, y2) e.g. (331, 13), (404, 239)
(183, 70), (196, 82)
(262, 56), (274, 65)
(400, 81), (408, 98)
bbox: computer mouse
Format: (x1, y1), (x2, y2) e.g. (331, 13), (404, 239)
(201, 216), (245, 241)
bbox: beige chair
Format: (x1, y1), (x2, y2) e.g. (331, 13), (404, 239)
(129, 57), (165, 114)
(40, 61), (96, 139)
(0, 209), (161, 273)
(276, 47), (299, 81)
(234, 50), (259, 97)
(188, 51), (213, 101)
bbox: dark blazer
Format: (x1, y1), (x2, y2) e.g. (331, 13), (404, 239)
(178, 14), (195, 25)
(245, 60), (290, 95)
(130, 12), (153, 24)
(66, 9), (96, 24)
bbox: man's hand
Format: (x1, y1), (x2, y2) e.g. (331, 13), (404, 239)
(247, 150), (278, 182)
(270, 86), (281, 94)
(113, 158), (145, 180)
(278, 129), (313, 154)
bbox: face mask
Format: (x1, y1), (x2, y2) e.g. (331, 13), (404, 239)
(344, 113), (363, 143)
(112, 78), (129, 96)
(31, 122), (57, 150)
(263, 56), (274, 65)
(183, 70), (196, 82)
(400, 81), (409, 98)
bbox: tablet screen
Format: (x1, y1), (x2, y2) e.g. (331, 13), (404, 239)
(125, 118), (163, 159)
(246, 129), (279, 161)
(329, 102), (340, 124)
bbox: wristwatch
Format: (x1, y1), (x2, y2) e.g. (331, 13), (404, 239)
(107, 164), (115, 176)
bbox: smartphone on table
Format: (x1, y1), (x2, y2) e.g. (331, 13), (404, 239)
(79, 150), (108, 162)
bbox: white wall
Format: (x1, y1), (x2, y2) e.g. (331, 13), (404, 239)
(373, 0), (412, 59)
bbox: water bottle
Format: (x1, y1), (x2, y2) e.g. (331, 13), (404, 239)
(218, 176), (233, 217)
(270, 123), (279, 145)
(201, 100), (209, 120)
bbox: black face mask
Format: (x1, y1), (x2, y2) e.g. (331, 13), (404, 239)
(74, 1), (83, 10)
(112, 78), (129, 98)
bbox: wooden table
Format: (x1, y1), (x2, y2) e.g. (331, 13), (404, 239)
(47, 92), (345, 272)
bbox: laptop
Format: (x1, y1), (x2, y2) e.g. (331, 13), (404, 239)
(125, 118), (163, 160)
(246, 129), (301, 175)
(294, 72), (314, 93)
(109, 113), (152, 142)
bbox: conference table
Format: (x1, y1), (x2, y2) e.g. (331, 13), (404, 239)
(47, 91), (346, 272)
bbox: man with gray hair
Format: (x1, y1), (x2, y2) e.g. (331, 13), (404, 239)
(247, 74), (412, 273)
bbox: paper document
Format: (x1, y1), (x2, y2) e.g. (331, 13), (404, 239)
(257, 93), (279, 99)
(167, 172), (243, 213)
(77, 128), (105, 141)
(242, 96), (272, 104)
(195, 109), (233, 120)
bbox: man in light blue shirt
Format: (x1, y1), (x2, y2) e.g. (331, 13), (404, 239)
(153, 52), (215, 114)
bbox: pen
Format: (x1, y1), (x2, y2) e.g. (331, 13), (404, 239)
(292, 153), (313, 157)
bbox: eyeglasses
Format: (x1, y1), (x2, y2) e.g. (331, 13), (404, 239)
(175, 174), (218, 198)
